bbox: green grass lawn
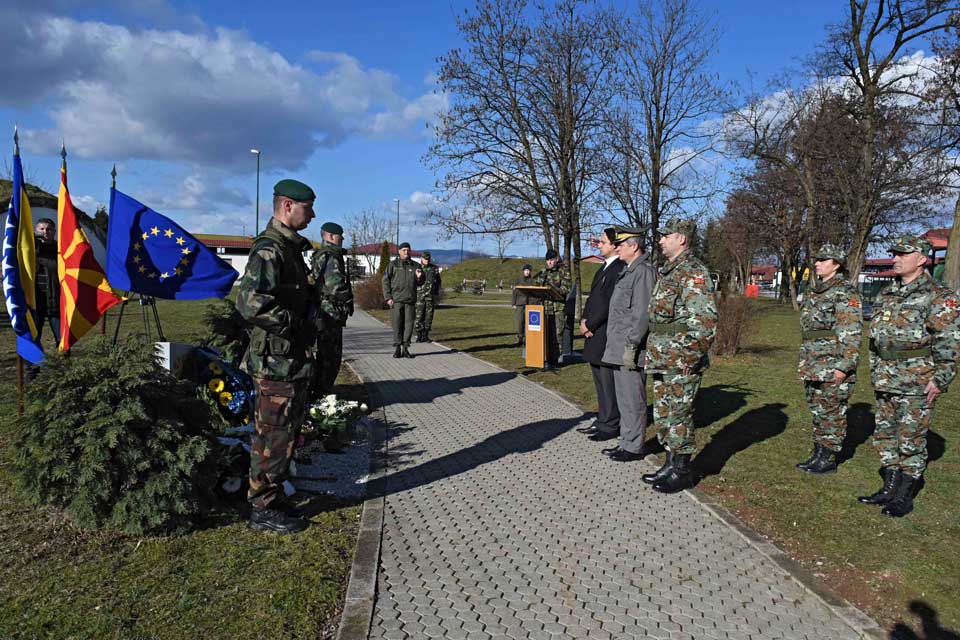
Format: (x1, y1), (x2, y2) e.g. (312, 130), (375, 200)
(372, 300), (960, 632)
(0, 299), (362, 640)
(440, 256), (602, 292)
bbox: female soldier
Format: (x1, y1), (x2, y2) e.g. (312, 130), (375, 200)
(796, 244), (863, 474)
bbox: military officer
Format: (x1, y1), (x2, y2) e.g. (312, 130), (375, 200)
(858, 236), (960, 517)
(796, 244), (862, 475)
(236, 179), (317, 534)
(512, 264), (535, 346)
(535, 249), (572, 369)
(414, 251), (442, 342)
(641, 218), (717, 494)
(309, 221), (354, 398)
(382, 242), (418, 358)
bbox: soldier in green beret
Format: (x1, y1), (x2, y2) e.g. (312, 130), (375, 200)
(235, 178), (317, 534)
(383, 242), (418, 358)
(796, 243), (862, 475)
(309, 220), (354, 398)
(414, 251), (441, 342)
(858, 236), (960, 517)
(642, 217), (718, 493)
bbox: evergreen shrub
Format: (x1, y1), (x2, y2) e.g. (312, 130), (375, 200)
(15, 337), (224, 534)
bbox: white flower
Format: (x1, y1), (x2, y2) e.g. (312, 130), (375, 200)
(324, 394), (337, 405)
(360, 403), (369, 413)
(325, 405), (338, 416)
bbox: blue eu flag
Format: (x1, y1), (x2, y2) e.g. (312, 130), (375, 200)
(105, 189), (239, 299)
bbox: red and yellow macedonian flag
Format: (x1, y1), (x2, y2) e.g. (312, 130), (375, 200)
(58, 164), (122, 352)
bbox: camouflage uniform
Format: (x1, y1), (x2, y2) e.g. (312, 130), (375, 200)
(309, 240), (354, 398)
(414, 256), (442, 338)
(798, 247), (862, 454)
(236, 217), (315, 509)
(646, 245), (718, 455)
(535, 258), (572, 367)
(382, 253), (419, 348)
(869, 243), (960, 479)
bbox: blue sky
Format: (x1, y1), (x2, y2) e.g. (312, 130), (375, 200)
(0, 0), (920, 255)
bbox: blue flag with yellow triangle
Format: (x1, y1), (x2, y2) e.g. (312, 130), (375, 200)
(105, 189), (238, 299)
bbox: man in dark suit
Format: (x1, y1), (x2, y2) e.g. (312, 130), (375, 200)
(578, 228), (625, 440)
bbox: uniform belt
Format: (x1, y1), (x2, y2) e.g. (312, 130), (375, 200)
(651, 322), (688, 334)
(873, 344), (932, 360)
(801, 329), (835, 341)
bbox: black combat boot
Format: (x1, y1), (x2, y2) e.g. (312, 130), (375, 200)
(795, 443), (822, 471)
(249, 506), (309, 534)
(857, 467), (901, 505)
(881, 474), (919, 518)
(653, 454), (694, 493)
(424, 330), (431, 342)
(642, 451), (674, 485)
(402, 345), (414, 358)
(393, 345), (402, 358)
(804, 446), (837, 475)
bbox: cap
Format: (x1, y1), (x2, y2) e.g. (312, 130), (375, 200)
(522, 263), (532, 271)
(421, 251), (431, 259)
(889, 235), (932, 255)
(812, 243), (846, 265)
(658, 217), (696, 238)
(545, 249), (559, 260)
(398, 242), (411, 250)
(273, 179), (316, 202)
(321, 221), (343, 235)
(613, 224), (651, 244)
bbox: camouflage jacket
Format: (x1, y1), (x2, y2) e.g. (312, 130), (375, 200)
(798, 276), (862, 381)
(310, 241), (354, 326)
(869, 272), (960, 395)
(645, 249), (718, 373)
(416, 263), (442, 301)
(382, 257), (419, 304)
(235, 218), (315, 381)
(534, 263), (572, 315)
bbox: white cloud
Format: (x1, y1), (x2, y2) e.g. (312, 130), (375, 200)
(1, 10), (441, 170)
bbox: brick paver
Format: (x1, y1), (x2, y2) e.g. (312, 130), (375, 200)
(343, 312), (866, 640)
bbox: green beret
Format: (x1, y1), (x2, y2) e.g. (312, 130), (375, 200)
(812, 243), (846, 265)
(889, 235), (932, 255)
(522, 264), (532, 271)
(273, 179), (315, 202)
(421, 251), (431, 259)
(658, 217), (696, 238)
(321, 221), (343, 235)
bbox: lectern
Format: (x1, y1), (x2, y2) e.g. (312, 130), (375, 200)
(514, 285), (566, 368)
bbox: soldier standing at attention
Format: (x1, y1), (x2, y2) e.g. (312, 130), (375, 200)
(309, 221), (354, 398)
(383, 242), (418, 358)
(512, 264), (535, 346)
(642, 218), (717, 494)
(535, 249), (572, 369)
(858, 236), (960, 517)
(796, 244), (862, 475)
(236, 179), (317, 534)
(414, 251), (442, 343)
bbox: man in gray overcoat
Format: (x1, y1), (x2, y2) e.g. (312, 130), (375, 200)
(600, 226), (657, 462)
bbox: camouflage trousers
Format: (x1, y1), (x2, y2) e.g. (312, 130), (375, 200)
(873, 392), (931, 479)
(415, 296), (436, 332)
(312, 326), (343, 400)
(652, 372), (703, 455)
(802, 378), (852, 452)
(248, 378), (309, 509)
(544, 313), (564, 367)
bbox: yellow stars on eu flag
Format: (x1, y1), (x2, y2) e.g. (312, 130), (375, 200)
(132, 255), (141, 264)
(150, 226), (160, 236)
(175, 267), (183, 276)
(176, 236), (185, 246)
(164, 229), (174, 238)
(142, 232), (149, 240)
(133, 242), (141, 250)
(160, 272), (170, 280)
(181, 247), (191, 255)
(138, 265), (146, 273)
(180, 257), (190, 266)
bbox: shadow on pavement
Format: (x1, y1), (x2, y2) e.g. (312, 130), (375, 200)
(374, 414), (588, 497)
(890, 601), (960, 640)
(694, 402), (789, 479)
(374, 372), (518, 405)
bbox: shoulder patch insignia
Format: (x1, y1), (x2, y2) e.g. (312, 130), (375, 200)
(694, 276), (705, 285)
(848, 299), (861, 308)
(945, 299), (959, 308)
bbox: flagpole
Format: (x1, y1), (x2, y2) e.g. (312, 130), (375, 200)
(13, 126), (24, 415)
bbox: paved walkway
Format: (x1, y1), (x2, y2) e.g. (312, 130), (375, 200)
(343, 312), (868, 640)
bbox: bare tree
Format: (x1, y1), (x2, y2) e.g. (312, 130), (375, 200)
(491, 229), (515, 261)
(604, 0), (726, 255)
(343, 208), (397, 274)
(930, 22), (960, 290)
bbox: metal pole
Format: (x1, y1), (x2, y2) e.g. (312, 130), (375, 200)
(460, 231), (464, 263)
(255, 152), (260, 233)
(395, 198), (400, 249)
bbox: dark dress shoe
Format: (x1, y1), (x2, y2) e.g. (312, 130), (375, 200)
(577, 423), (600, 434)
(249, 507), (309, 534)
(588, 430), (618, 442)
(642, 451), (674, 485)
(601, 445), (619, 456)
(607, 448), (644, 462)
(402, 346), (414, 358)
(393, 346), (402, 358)
(858, 467), (901, 505)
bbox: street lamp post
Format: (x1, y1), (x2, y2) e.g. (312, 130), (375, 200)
(394, 198), (400, 250)
(250, 149), (261, 235)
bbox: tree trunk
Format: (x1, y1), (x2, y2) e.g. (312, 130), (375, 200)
(945, 191), (960, 292)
